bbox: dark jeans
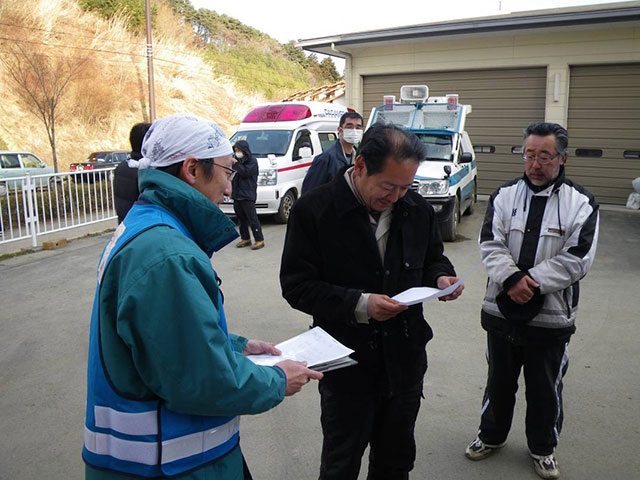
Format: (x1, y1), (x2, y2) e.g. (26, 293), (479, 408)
(478, 332), (570, 455)
(318, 380), (423, 480)
(233, 199), (263, 242)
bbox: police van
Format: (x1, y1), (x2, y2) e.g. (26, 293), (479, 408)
(223, 101), (349, 223)
(366, 85), (477, 241)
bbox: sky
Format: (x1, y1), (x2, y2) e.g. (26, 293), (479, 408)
(190, 0), (632, 71)
(190, 0), (630, 43)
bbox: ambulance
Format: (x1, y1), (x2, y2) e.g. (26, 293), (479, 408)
(223, 101), (349, 223)
(366, 85), (478, 241)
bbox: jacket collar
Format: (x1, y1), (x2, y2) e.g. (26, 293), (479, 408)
(138, 169), (238, 256)
(523, 165), (566, 195)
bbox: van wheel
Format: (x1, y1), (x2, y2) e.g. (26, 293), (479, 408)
(274, 190), (296, 224)
(441, 195), (459, 242)
(464, 179), (477, 216)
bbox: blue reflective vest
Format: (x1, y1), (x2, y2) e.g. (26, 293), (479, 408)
(83, 203), (240, 477)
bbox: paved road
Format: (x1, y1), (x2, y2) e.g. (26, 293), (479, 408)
(1, 202), (639, 479)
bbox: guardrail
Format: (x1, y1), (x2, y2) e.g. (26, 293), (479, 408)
(0, 168), (117, 247)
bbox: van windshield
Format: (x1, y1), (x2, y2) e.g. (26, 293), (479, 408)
(230, 130), (293, 156)
(415, 133), (453, 161)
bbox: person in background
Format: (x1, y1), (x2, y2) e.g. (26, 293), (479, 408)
(301, 111), (363, 194)
(232, 140), (264, 250)
(281, 124), (463, 480)
(113, 122), (151, 223)
(83, 113), (322, 480)
(464, 122), (599, 480)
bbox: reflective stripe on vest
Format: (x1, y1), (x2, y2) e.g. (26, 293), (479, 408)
(83, 203), (239, 477)
(84, 417), (240, 465)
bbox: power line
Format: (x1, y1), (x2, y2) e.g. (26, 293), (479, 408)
(0, 36), (308, 90)
(0, 32), (302, 78)
(0, 21), (201, 57)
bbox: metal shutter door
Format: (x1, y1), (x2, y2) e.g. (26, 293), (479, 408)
(363, 68), (547, 195)
(567, 64), (640, 205)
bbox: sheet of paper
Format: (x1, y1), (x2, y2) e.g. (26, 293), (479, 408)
(246, 327), (354, 368)
(391, 264), (481, 306)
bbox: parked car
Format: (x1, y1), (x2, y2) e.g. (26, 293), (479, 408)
(0, 151), (56, 194)
(69, 150), (131, 182)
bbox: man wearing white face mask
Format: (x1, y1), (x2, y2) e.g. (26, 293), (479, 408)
(301, 111), (363, 194)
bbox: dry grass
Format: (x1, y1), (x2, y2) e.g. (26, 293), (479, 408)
(0, 0), (264, 170)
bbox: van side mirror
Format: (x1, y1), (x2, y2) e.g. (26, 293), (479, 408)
(295, 146), (312, 160)
(460, 152), (473, 163)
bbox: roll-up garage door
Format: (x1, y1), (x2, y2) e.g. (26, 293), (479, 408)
(363, 68), (547, 195)
(567, 64), (640, 205)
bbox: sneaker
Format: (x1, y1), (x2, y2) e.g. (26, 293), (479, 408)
(530, 453), (560, 479)
(251, 241), (265, 250)
(464, 437), (506, 461)
(236, 239), (251, 248)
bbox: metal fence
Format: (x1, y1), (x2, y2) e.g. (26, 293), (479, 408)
(0, 168), (117, 247)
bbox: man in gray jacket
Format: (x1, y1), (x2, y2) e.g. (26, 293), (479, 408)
(464, 122), (599, 480)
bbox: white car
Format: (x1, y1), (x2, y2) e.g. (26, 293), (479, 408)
(0, 151), (55, 193)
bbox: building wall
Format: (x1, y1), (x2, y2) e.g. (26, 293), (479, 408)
(344, 23), (640, 125)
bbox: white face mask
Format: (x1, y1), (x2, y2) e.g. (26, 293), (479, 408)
(342, 128), (363, 145)
(234, 151), (244, 159)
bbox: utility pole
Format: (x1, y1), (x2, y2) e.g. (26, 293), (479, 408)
(145, 0), (156, 122)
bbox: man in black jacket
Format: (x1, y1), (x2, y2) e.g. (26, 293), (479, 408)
(113, 122), (151, 223)
(280, 124), (464, 480)
(232, 140), (264, 250)
(301, 111), (363, 195)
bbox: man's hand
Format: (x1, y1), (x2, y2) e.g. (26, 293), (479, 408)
(367, 294), (408, 322)
(437, 276), (464, 302)
(275, 359), (323, 396)
(243, 339), (281, 356)
(507, 275), (540, 304)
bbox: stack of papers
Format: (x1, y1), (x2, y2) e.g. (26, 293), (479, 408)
(246, 327), (357, 373)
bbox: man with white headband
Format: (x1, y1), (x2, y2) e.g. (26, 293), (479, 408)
(83, 113), (322, 480)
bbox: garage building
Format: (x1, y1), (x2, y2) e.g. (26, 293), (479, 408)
(298, 2), (640, 204)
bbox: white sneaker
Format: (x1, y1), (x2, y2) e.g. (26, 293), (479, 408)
(530, 453), (560, 479)
(464, 436), (506, 460)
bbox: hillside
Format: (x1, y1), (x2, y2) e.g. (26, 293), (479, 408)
(0, 0), (339, 170)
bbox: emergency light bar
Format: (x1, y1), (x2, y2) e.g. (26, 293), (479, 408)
(400, 85), (429, 103)
(243, 104), (312, 122)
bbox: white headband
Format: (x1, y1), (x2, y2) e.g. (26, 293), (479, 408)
(130, 113), (232, 169)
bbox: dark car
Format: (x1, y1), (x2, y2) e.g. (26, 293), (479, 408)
(70, 150), (131, 182)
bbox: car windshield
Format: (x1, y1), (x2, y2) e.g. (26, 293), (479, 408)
(415, 133), (453, 161)
(230, 130), (293, 156)
(88, 152), (108, 162)
(372, 103), (462, 131)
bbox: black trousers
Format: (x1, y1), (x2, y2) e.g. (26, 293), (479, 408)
(318, 380), (423, 480)
(477, 332), (570, 456)
(233, 199), (263, 242)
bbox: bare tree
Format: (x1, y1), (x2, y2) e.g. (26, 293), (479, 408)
(1, 43), (87, 172)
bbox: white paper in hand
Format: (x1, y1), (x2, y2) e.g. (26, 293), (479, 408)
(391, 264), (481, 306)
(246, 327), (355, 370)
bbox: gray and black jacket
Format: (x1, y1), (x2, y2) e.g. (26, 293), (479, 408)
(479, 167), (599, 342)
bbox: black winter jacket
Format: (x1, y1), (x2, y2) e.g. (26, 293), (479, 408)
(113, 160), (140, 224)
(280, 173), (456, 394)
(301, 140), (351, 195)
(231, 140), (258, 202)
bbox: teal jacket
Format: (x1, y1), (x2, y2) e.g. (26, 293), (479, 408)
(86, 169), (286, 480)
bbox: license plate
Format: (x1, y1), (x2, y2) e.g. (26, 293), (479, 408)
(223, 196), (231, 203)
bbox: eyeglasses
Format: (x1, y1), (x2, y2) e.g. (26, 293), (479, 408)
(197, 158), (236, 181)
(522, 153), (561, 165)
